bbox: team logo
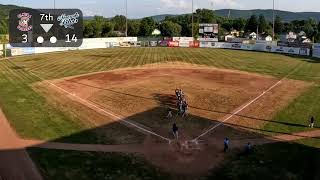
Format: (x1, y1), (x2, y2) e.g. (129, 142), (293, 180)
(57, 12), (80, 29)
(17, 13), (32, 32)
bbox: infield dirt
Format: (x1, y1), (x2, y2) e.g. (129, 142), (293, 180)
(31, 62), (311, 176)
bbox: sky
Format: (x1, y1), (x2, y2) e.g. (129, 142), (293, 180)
(1, 0), (320, 18)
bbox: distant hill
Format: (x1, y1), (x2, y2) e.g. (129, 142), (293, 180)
(0, 4), (24, 19)
(215, 9), (320, 22)
(149, 14), (178, 22)
(1, 4), (320, 23)
(150, 9), (320, 22)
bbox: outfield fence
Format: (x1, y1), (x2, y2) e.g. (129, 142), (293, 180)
(2, 37), (318, 58)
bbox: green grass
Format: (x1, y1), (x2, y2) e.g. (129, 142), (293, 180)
(264, 85), (320, 134)
(208, 141), (320, 180)
(28, 148), (172, 180)
(11, 48), (304, 80)
(3, 48), (320, 180)
(1, 48), (320, 141)
(0, 60), (87, 140)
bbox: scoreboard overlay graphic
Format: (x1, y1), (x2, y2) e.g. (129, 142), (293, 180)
(9, 9), (83, 47)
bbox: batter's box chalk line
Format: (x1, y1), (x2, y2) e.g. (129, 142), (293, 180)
(180, 140), (205, 151)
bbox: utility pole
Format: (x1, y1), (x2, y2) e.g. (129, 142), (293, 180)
(54, 0), (56, 9)
(125, 0), (128, 37)
(272, 0), (275, 40)
(192, 0), (194, 38)
(257, 25), (259, 40)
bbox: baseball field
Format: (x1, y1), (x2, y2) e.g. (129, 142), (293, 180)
(1, 47), (320, 179)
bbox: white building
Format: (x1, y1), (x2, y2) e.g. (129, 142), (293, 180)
(247, 32), (257, 40)
(152, 29), (161, 36)
(263, 35), (273, 41)
(225, 34), (235, 42)
(286, 32), (297, 42)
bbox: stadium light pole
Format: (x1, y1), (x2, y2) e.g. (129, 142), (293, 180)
(53, 0), (56, 9)
(125, 0), (128, 37)
(272, 0), (275, 40)
(192, 0), (194, 38)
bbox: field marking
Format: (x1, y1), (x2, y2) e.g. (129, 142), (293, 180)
(42, 78), (172, 143)
(7, 60), (172, 143)
(192, 63), (304, 142)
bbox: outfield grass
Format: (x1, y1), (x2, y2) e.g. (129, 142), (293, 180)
(3, 48), (320, 179)
(264, 85), (320, 134)
(1, 47), (320, 141)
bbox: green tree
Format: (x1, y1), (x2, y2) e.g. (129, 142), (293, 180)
(91, 16), (105, 37)
(315, 32), (320, 43)
(127, 20), (140, 36)
(195, 9), (216, 23)
(258, 15), (270, 33)
(139, 17), (156, 36)
(245, 15), (258, 33)
(221, 19), (232, 31)
(232, 18), (246, 31)
(274, 16), (284, 34)
(304, 21), (315, 38)
(0, 19), (8, 34)
(83, 21), (94, 38)
(283, 22), (294, 32)
(160, 21), (182, 37)
(111, 15), (126, 32)
(101, 22), (114, 37)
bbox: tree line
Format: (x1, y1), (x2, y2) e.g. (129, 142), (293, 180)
(1, 9), (320, 42)
(83, 9), (320, 42)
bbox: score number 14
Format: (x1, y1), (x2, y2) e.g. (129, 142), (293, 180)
(66, 34), (77, 43)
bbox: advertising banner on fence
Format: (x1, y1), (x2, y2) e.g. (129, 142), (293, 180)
(313, 43), (320, 58)
(198, 38), (218, 42)
(286, 47), (300, 55)
(253, 43), (267, 52)
(231, 43), (242, 49)
(272, 46), (285, 53)
(189, 41), (200, 48)
(35, 47), (68, 54)
(173, 37), (193, 42)
(159, 40), (169, 47)
(241, 44), (254, 51)
(22, 47), (35, 55)
(168, 41), (179, 47)
(199, 41), (217, 48)
(179, 41), (190, 47)
(10, 48), (23, 56)
(299, 48), (310, 56)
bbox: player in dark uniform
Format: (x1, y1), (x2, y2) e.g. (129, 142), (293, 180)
(172, 123), (179, 140)
(309, 116), (315, 128)
(245, 142), (252, 154)
(224, 138), (230, 152)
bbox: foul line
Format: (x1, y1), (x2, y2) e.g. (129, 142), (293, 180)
(193, 63), (304, 142)
(7, 60), (171, 143)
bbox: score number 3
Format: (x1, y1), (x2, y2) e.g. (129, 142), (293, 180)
(22, 34), (28, 43)
(66, 34), (77, 43)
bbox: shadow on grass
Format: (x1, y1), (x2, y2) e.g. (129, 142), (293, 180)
(1, 102), (320, 179)
(208, 141), (320, 180)
(189, 105), (309, 129)
(1, 89), (320, 179)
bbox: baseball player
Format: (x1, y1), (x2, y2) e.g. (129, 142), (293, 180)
(309, 116), (315, 128)
(224, 138), (230, 152)
(172, 123), (179, 140)
(166, 108), (173, 119)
